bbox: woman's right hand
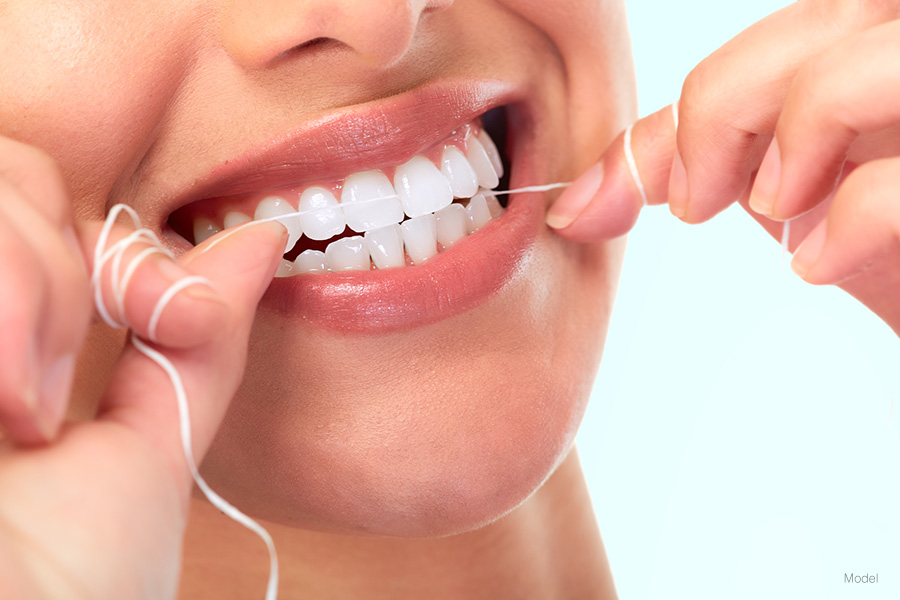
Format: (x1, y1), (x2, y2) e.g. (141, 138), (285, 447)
(0, 135), (286, 598)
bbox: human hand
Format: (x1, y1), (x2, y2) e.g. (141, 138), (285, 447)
(0, 136), (286, 598)
(547, 0), (900, 335)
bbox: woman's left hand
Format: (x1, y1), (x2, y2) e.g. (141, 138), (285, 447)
(548, 0), (900, 335)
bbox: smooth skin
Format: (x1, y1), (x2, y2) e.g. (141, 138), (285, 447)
(1, 0), (898, 598)
(549, 0), (900, 336)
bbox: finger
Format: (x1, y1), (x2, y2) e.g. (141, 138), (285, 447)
(0, 137), (72, 227)
(0, 183), (88, 446)
(670, 0), (900, 223)
(790, 157), (900, 321)
(97, 221), (285, 486)
(78, 219), (229, 350)
(749, 20), (900, 221)
(546, 103), (678, 240)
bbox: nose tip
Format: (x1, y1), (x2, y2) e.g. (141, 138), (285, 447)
(221, 0), (451, 70)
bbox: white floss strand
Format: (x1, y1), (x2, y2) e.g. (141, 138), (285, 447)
(623, 124), (649, 207)
(93, 204), (279, 600)
(671, 101), (679, 130)
(781, 219), (792, 267)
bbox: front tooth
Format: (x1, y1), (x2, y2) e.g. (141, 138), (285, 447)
(440, 146), (479, 198)
(400, 214), (438, 265)
(293, 249), (327, 273)
(298, 187), (345, 241)
(274, 258), (295, 278)
(223, 211), (252, 229)
(466, 193), (493, 233)
(364, 224), (405, 269)
(254, 196), (302, 252)
(434, 204), (468, 249)
(341, 171), (404, 233)
(394, 156), (453, 219)
(477, 129), (504, 179)
(193, 217), (221, 244)
(466, 136), (500, 190)
(325, 236), (370, 271)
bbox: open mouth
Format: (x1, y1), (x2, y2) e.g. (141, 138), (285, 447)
(168, 107), (512, 277)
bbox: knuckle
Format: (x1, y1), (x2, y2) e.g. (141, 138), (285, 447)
(815, 0), (900, 29)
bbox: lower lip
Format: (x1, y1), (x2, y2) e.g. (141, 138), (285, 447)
(259, 193), (543, 334)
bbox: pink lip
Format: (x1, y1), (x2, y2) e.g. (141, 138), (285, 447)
(179, 79), (517, 205)
(172, 79), (543, 334)
(263, 191), (542, 333)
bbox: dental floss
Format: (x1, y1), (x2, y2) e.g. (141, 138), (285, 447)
(623, 124), (649, 207)
(781, 219), (792, 267)
(93, 204), (280, 600)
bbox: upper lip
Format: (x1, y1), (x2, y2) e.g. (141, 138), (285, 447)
(161, 79), (519, 222)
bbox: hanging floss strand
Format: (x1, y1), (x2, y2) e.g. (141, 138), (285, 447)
(92, 204), (280, 600)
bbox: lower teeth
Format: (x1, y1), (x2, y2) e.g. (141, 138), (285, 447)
(276, 193), (505, 277)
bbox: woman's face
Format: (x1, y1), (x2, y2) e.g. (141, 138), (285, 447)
(0, 0), (635, 536)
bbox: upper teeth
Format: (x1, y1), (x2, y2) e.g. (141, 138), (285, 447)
(191, 124), (505, 275)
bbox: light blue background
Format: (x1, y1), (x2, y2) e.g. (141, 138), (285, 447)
(576, 2), (900, 598)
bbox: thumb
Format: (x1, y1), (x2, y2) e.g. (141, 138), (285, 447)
(97, 220), (286, 486)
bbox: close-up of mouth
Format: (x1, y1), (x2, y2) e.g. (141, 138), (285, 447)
(161, 81), (550, 333)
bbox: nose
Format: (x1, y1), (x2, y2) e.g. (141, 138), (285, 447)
(221, 0), (453, 69)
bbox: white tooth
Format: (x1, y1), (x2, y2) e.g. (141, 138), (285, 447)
(254, 196), (302, 253)
(400, 214), (438, 265)
(484, 194), (504, 218)
(440, 146), (479, 198)
(466, 136), (500, 190)
(193, 217), (221, 244)
(340, 171), (404, 233)
(477, 129), (504, 179)
(223, 211), (251, 229)
(466, 193), (493, 233)
(298, 186), (345, 241)
(325, 236), (370, 271)
(293, 249), (327, 273)
(434, 204), (468, 249)
(274, 258), (295, 278)
(364, 224), (405, 269)
(394, 155), (453, 219)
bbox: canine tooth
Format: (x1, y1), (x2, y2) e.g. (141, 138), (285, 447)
(364, 224), (405, 269)
(485, 194), (504, 218)
(223, 211), (251, 229)
(274, 258), (295, 278)
(298, 186), (345, 241)
(325, 236), (370, 271)
(466, 193), (493, 233)
(394, 156), (453, 219)
(341, 171), (404, 233)
(254, 196), (302, 253)
(400, 214), (438, 265)
(193, 217), (221, 244)
(477, 129), (504, 179)
(434, 204), (468, 249)
(293, 250), (327, 273)
(466, 136), (500, 190)
(440, 146), (479, 198)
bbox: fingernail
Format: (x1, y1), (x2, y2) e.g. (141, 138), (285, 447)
(36, 353), (76, 440)
(749, 138), (781, 217)
(546, 161), (605, 229)
(668, 149), (688, 219)
(790, 220), (827, 279)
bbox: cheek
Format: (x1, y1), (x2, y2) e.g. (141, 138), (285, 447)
(200, 235), (620, 537)
(0, 1), (197, 216)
